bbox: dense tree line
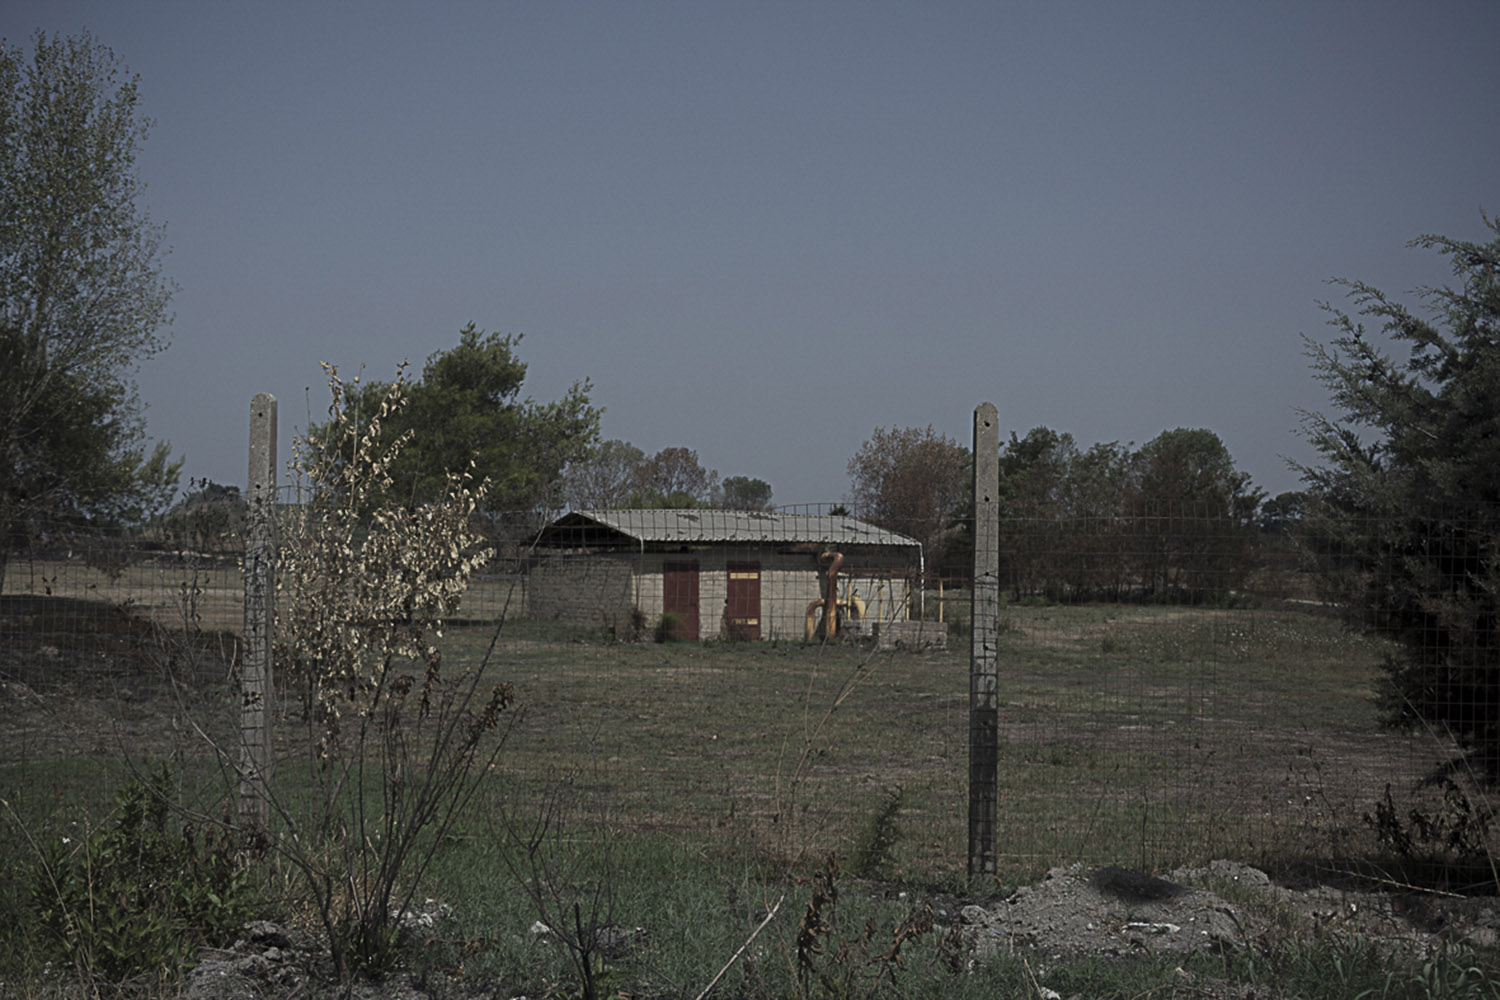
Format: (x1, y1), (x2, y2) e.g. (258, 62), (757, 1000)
(842, 422), (1264, 602)
(993, 426), (1263, 602)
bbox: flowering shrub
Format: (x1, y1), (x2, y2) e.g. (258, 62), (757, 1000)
(279, 363), (494, 752)
(271, 364), (515, 979)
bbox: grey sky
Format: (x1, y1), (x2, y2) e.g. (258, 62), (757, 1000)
(5, 1), (1497, 507)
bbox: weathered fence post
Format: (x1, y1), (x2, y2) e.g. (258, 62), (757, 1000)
(969, 402), (1000, 876)
(241, 393), (277, 831)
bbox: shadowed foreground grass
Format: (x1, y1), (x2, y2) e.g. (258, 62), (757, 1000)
(3, 600), (1493, 997)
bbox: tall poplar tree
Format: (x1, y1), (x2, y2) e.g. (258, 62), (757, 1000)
(0, 30), (179, 585)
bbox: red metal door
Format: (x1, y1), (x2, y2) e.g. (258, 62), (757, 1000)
(662, 560), (700, 640)
(726, 562), (761, 641)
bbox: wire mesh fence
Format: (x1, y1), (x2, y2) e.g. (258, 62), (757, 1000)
(0, 527), (244, 836)
(0, 504), (1489, 883)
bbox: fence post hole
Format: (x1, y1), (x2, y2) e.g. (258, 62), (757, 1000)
(969, 401), (1000, 877)
(241, 392), (277, 832)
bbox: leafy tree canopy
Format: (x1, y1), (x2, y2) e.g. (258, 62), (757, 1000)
(626, 446), (719, 509)
(160, 480), (245, 549)
(559, 441), (771, 511)
(997, 427), (1081, 518)
(720, 475), (773, 511)
(1298, 212), (1500, 777)
(997, 426), (1259, 522)
(0, 29), (179, 575)
(1259, 490), (1307, 535)
(559, 439), (646, 511)
(1133, 427), (1262, 520)
(846, 425), (968, 551)
(1132, 428), (1262, 598)
(326, 324), (600, 515)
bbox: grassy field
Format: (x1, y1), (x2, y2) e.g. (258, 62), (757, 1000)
(3, 568), (1493, 997)
(0, 574), (1462, 880)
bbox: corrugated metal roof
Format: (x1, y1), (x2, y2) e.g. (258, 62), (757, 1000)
(550, 509), (920, 548)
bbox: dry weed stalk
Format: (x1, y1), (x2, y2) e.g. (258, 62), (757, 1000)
(770, 641), (882, 867)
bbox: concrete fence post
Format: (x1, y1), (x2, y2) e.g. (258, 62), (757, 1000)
(969, 402), (1000, 876)
(241, 393), (277, 831)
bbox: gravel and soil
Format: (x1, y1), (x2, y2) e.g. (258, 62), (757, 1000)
(178, 861), (1500, 1000)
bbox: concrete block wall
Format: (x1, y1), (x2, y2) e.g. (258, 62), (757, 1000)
(527, 553), (636, 634)
(528, 547), (919, 642)
(874, 619), (948, 651)
(634, 549), (823, 641)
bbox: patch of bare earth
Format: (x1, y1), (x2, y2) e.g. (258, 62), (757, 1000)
(174, 862), (1500, 1000)
(953, 860), (1497, 999)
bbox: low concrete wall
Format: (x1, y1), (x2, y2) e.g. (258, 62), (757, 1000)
(527, 553), (637, 636)
(874, 619), (948, 651)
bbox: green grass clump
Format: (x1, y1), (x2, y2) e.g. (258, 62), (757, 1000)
(13, 765), (253, 986)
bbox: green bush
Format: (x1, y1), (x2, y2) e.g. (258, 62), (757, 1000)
(28, 765), (252, 982)
(850, 785), (904, 878)
(655, 611), (685, 643)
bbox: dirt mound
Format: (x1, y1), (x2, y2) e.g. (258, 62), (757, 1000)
(0, 594), (243, 759)
(0, 594), (238, 693)
(960, 859), (1499, 966)
(963, 863), (1248, 962)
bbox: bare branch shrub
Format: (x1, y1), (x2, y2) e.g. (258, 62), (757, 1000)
(494, 767), (623, 1000)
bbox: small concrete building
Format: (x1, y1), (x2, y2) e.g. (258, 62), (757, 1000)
(530, 509), (931, 643)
